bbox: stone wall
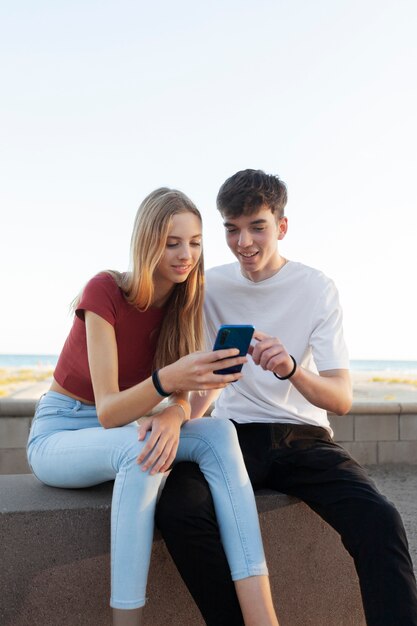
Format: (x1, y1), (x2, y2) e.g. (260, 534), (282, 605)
(1, 398), (417, 474)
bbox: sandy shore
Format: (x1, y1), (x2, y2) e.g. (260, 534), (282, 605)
(351, 370), (417, 403)
(1, 367), (417, 402)
(0, 367), (54, 400)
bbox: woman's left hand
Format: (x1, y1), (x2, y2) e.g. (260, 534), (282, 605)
(136, 406), (183, 475)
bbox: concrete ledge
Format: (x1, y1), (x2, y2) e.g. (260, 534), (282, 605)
(2, 399), (417, 474)
(2, 398), (415, 416)
(0, 399), (38, 416)
(0, 474), (365, 626)
(1, 398), (417, 417)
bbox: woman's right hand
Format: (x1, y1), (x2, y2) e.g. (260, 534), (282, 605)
(158, 349), (247, 393)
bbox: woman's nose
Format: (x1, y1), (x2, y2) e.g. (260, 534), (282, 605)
(178, 244), (192, 259)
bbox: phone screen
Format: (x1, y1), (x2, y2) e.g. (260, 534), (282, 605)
(213, 324), (254, 375)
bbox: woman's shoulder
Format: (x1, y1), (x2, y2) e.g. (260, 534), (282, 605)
(85, 271), (126, 293)
(75, 271), (130, 323)
(78, 271), (127, 308)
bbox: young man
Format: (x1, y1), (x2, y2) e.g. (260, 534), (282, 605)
(156, 169), (417, 626)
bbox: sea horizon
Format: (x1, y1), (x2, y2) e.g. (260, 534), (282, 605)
(0, 354), (59, 368)
(1, 353), (417, 373)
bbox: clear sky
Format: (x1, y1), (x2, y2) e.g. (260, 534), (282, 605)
(1, 0), (416, 360)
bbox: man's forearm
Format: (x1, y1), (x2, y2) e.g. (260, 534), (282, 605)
(190, 389), (221, 419)
(289, 368), (352, 415)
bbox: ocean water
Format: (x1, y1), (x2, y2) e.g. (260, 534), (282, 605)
(350, 360), (417, 375)
(0, 354), (58, 368)
(1, 354), (416, 373)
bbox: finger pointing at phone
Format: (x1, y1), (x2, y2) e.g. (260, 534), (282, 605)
(249, 330), (294, 379)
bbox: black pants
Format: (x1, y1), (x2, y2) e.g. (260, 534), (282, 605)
(156, 422), (417, 626)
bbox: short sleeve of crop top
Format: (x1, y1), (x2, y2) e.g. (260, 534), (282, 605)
(54, 272), (165, 401)
(75, 272), (123, 326)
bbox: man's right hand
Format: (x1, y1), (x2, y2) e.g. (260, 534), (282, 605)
(249, 330), (294, 378)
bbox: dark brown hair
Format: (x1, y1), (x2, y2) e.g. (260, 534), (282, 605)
(217, 169), (288, 220)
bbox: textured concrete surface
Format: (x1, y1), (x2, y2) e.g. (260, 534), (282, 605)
(1, 474), (367, 626)
(366, 464), (417, 573)
(1, 457), (416, 625)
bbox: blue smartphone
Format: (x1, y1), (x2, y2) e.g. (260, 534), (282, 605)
(213, 324), (255, 375)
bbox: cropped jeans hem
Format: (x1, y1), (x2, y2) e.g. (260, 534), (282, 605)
(110, 598), (147, 610)
(231, 566), (269, 581)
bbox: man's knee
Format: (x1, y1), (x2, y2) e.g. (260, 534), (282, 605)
(340, 495), (407, 553)
(366, 497), (406, 540)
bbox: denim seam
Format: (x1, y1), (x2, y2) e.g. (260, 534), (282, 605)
(179, 431), (256, 578)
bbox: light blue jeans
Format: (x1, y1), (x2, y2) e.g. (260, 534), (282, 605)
(27, 391), (267, 609)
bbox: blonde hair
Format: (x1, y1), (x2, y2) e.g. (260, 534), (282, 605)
(108, 188), (204, 369)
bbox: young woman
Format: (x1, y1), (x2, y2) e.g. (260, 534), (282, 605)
(27, 188), (279, 626)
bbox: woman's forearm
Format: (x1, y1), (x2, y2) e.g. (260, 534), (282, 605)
(96, 377), (167, 428)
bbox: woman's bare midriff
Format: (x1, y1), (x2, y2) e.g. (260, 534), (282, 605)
(49, 379), (95, 405)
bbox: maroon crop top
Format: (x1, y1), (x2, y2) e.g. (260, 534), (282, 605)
(54, 273), (166, 402)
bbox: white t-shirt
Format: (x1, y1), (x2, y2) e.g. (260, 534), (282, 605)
(204, 261), (350, 433)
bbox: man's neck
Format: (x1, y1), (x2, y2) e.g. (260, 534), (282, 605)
(240, 255), (288, 283)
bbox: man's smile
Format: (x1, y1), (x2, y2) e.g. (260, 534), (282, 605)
(238, 250), (258, 258)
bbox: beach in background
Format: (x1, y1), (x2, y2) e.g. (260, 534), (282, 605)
(350, 359), (417, 402)
(1, 355), (417, 402)
(351, 369), (417, 402)
(0, 354), (57, 400)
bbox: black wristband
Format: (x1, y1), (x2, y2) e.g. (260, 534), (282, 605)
(273, 355), (297, 381)
(152, 369), (171, 397)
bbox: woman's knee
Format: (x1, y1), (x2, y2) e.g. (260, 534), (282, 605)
(209, 419), (243, 460)
(110, 427), (150, 471)
(190, 418), (240, 451)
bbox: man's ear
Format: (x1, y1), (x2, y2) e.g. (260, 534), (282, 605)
(277, 217), (288, 241)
